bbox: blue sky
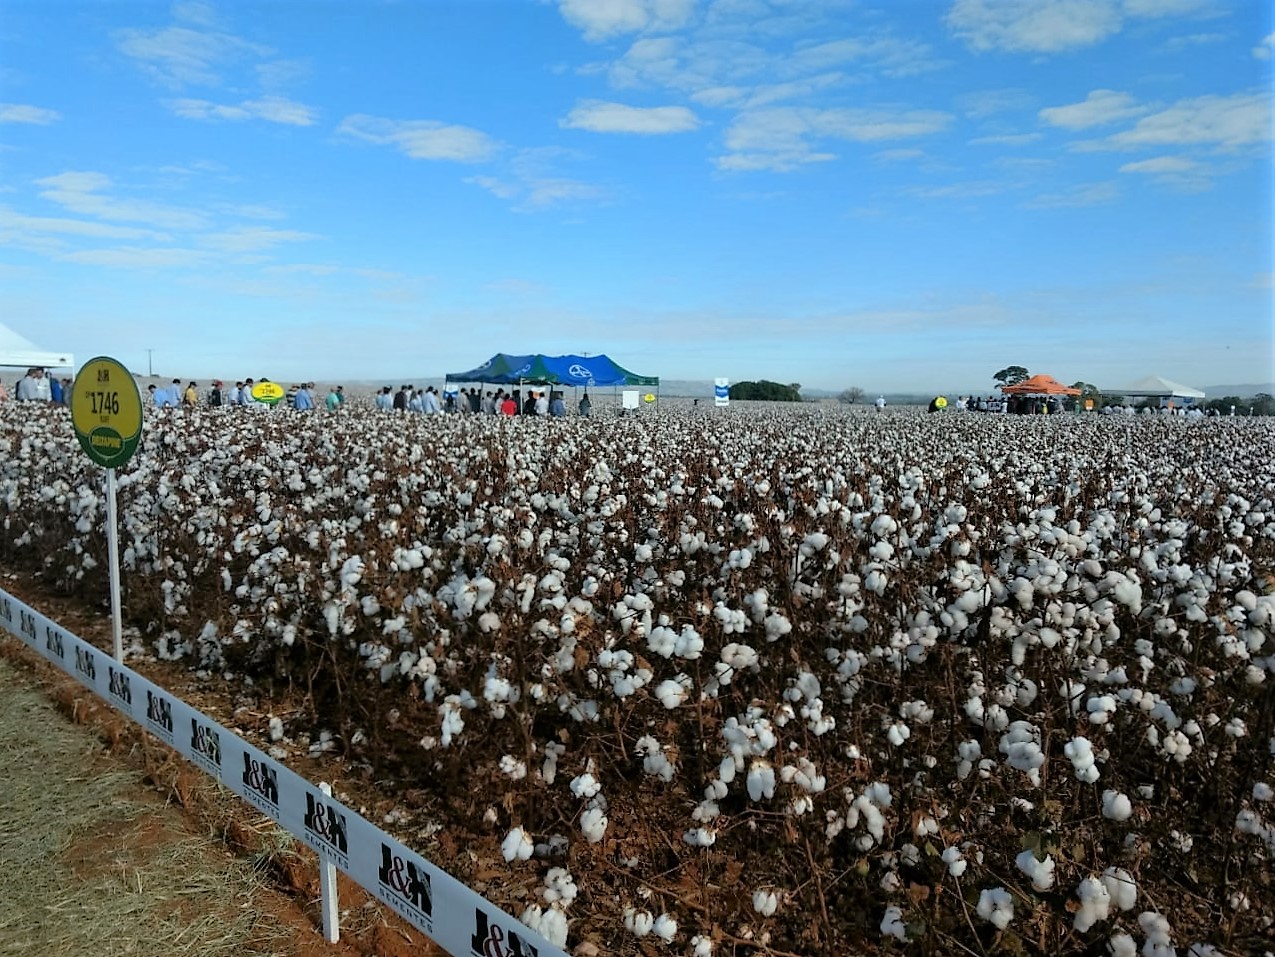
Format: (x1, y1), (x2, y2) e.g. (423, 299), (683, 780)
(1, 0), (1271, 393)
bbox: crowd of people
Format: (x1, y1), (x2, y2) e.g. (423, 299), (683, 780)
(4, 367), (71, 404)
(146, 378), (347, 411)
(373, 384), (590, 417)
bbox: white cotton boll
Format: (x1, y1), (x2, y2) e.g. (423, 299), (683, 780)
(976, 887), (1013, 929)
(1101, 867), (1137, 911)
(763, 613), (792, 641)
(541, 866), (578, 905)
(570, 772), (601, 799)
(752, 889), (779, 917)
(520, 905), (568, 947)
(1102, 790), (1133, 822)
(624, 908), (653, 937)
(747, 761), (776, 801)
(501, 827), (534, 862)
(1138, 912), (1175, 957)
(1074, 876), (1111, 932)
(691, 935), (713, 956)
(1065, 736), (1100, 783)
(647, 626), (677, 658)
(942, 845), (967, 877)
(654, 678), (689, 709)
(580, 806), (608, 843)
(683, 827), (717, 847)
(880, 905), (907, 941)
(1107, 931), (1137, 957)
(887, 722), (911, 747)
(1015, 850), (1056, 891)
(499, 755), (527, 780)
(268, 716), (284, 742)
(651, 913), (677, 942)
(1254, 782), (1274, 802)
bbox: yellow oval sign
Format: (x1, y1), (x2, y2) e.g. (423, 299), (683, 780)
(935, 396), (948, 409)
(643, 393), (656, 403)
(251, 381), (285, 403)
(70, 357), (143, 468)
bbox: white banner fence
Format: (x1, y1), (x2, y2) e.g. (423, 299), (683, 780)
(0, 585), (568, 957)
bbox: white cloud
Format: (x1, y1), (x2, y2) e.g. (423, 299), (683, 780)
(1081, 92), (1272, 151)
(969, 132), (1043, 145)
(0, 206), (168, 241)
(168, 95), (317, 125)
(1255, 32), (1275, 60)
(718, 106), (951, 171)
(201, 226), (320, 253)
(115, 24), (268, 87)
(35, 171), (208, 230)
(947, 0), (1124, 53)
(60, 247), (207, 268)
(559, 0), (695, 42)
(0, 103), (61, 125)
(907, 180), (1010, 199)
(1026, 181), (1119, 207)
(1121, 0), (1210, 17)
(1118, 156), (1197, 174)
(792, 35), (943, 78)
(562, 100), (700, 133)
(958, 88), (1035, 118)
(466, 148), (609, 211)
(337, 115), (499, 162)
(1118, 155), (1211, 191)
(1039, 90), (1147, 129)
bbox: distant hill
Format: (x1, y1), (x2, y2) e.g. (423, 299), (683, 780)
(1202, 383), (1275, 397)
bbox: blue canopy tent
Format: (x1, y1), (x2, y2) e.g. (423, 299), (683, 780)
(445, 353), (658, 389)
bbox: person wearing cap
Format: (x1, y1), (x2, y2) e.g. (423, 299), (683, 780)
(209, 381), (224, 406)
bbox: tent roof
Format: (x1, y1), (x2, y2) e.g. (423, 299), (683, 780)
(0, 322), (75, 370)
(446, 353), (658, 387)
(1111, 374), (1205, 398)
(999, 374), (1081, 395)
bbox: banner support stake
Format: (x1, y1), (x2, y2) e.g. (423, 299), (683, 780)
(106, 467), (124, 663)
(319, 781), (340, 942)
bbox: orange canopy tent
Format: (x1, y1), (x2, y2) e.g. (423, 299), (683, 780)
(999, 374), (1081, 396)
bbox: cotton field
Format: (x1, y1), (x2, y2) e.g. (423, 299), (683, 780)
(2, 401), (1273, 956)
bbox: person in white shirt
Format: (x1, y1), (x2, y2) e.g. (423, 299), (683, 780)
(16, 368), (52, 401)
(534, 391), (549, 416)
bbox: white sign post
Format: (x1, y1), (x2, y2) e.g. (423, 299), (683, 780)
(318, 781), (340, 942)
(70, 357), (143, 663)
(715, 378), (730, 407)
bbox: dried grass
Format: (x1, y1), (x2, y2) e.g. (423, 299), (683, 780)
(0, 657), (297, 957)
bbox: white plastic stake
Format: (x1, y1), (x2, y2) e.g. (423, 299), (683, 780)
(318, 781), (340, 942)
(106, 467), (123, 663)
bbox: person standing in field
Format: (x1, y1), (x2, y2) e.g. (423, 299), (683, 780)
(16, 368), (51, 401)
(578, 392), (591, 417)
(294, 383), (314, 410)
(183, 381), (199, 406)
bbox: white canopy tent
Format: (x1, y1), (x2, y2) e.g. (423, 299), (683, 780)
(1111, 374), (1205, 399)
(0, 322), (75, 370)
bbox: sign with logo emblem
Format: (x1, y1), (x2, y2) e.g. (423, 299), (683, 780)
(70, 357), (143, 469)
(250, 380), (285, 406)
(302, 788), (351, 869)
(376, 840), (435, 933)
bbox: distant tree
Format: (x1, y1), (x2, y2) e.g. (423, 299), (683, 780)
(1205, 395), (1244, 414)
(838, 387), (865, 405)
(1253, 393), (1274, 416)
(730, 380), (802, 402)
(1071, 381), (1099, 397)
(993, 366), (1029, 387)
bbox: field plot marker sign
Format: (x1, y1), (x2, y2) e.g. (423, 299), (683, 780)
(70, 356), (143, 662)
(714, 378), (729, 407)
